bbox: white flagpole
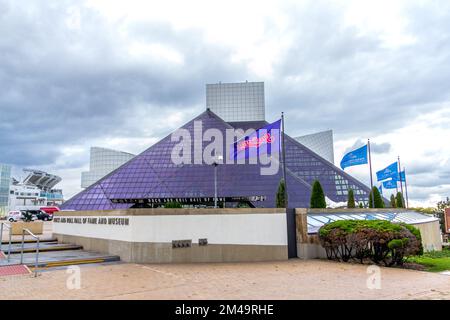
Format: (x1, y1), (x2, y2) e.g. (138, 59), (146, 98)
(368, 139), (375, 208)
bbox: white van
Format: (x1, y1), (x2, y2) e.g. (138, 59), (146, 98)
(7, 211), (23, 222)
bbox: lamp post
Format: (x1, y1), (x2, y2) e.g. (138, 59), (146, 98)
(213, 155), (223, 208)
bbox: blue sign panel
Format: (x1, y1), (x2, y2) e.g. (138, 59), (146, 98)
(376, 162), (398, 181)
(340, 144), (368, 170)
(382, 179), (398, 189)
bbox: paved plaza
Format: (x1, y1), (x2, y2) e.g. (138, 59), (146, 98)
(0, 259), (449, 300)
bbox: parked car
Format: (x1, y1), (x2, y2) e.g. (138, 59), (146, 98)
(20, 210), (50, 221)
(7, 211), (23, 222)
(40, 206), (60, 215)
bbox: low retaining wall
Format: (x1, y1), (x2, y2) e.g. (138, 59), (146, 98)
(53, 208), (288, 263)
(295, 209), (443, 259)
(54, 208), (443, 263)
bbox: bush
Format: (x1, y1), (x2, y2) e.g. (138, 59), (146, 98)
(347, 189), (355, 208)
(276, 179), (286, 208)
(390, 194), (396, 208)
(164, 202), (183, 208)
(396, 192), (405, 208)
(318, 220), (422, 266)
(368, 187), (384, 208)
(310, 180), (326, 208)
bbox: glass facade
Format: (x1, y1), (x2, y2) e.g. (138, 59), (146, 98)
(206, 81), (265, 122)
(62, 110), (372, 211)
(81, 147), (135, 188)
(307, 210), (438, 234)
(295, 130), (335, 164)
(0, 164), (11, 216)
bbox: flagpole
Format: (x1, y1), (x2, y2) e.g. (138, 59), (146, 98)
(397, 156), (404, 207)
(403, 166), (409, 209)
(368, 139), (375, 208)
(281, 112), (288, 209)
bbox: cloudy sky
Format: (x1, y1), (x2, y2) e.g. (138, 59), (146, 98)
(1, 0), (449, 207)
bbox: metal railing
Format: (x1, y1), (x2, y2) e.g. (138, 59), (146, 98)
(20, 229), (40, 277)
(0, 222), (13, 262)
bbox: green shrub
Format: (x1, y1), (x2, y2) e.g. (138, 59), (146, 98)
(396, 192), (405, 208)
(310, 180), (326, 208)
(347, 189), (355, 208)
(318, 220), (422, 266)
(368, 187), (384, 208)
(276, 179), (286, 208)
(164, 202), (183, 208)
(390, 194), (396, 208)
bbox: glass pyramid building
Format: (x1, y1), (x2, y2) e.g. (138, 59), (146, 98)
(61, 109), (371, 210)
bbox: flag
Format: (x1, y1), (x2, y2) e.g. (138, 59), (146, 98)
(382, 179), (398, 189)
(376, 162), (398, 181)
(378, 185), (383, 195)
(392, 170), (406, 182)
(340, 144), (368, 170)
(230, 119), (281, 160)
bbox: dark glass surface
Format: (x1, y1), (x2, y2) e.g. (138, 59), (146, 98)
(61, 110), (372, 210)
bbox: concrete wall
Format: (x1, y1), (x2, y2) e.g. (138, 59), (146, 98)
(414, 220), (442, 252)
(53, 208), (289, 263)
(295, 209), (326, 259)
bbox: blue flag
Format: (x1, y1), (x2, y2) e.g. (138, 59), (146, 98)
(340, 144), (368, 170)
(382, 179), (397, 189)
(378, 185), (383, 195)
(230, 119), (281, 160)
(392, 170), (406, 182)
(376, 162), (398, 181)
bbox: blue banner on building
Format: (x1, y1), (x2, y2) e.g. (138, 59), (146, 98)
(230, 119), (281, 160)
(382, 179), (398, 189)
(340, 144), (368, 170)
(376, 162), (398, 181)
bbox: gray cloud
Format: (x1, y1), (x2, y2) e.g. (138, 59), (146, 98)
(0, 1), (248, 166)
(1, 0), (450, 204)
(344, 139), (391, 155)
(268, 1), (450, 138)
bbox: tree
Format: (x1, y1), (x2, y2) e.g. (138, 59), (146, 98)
(395, 192), (405, 208)
(390, 194), (396, 208)
(411, 198), (449, 234)
(347, 189), (356, 208)
(436, 197), (450, 233)
(310, 180), (326, 208)
(276, 179), (286, 208)
(369, 187), (384, 208)
(164, 201), (182, 208)
(359, 202), (364, 208)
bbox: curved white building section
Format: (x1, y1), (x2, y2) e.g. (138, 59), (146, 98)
(81, 147), (135, 188)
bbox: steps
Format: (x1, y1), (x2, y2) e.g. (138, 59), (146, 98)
(0, 238), (120, 270)
(1, 242), (83, 254)
(1, 237), (58, 245)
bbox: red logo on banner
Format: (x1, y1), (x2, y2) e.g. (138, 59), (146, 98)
(237, 133), (273, 151)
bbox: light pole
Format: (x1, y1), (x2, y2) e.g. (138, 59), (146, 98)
(213, 155), (223, 208)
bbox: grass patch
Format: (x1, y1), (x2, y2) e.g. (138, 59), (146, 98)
(407, 247), (450, 272)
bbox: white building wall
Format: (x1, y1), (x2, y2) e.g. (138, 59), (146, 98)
(295, 130), (335, 164)
(81, 147), (135, 188)
(206, 81), (265, 122)
(53, 213), (288, 246)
